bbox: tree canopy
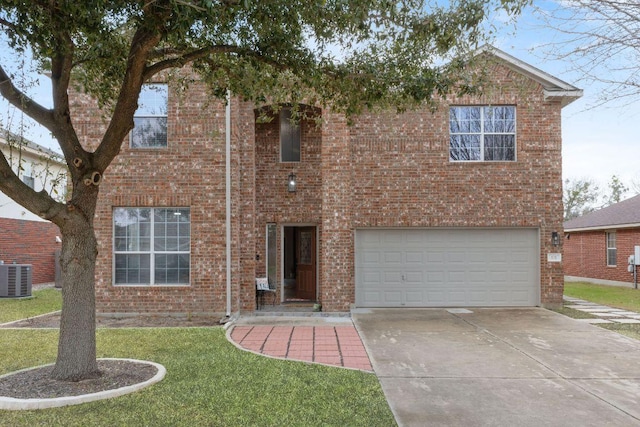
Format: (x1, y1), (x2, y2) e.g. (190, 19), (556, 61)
(0, 0), (529, 381)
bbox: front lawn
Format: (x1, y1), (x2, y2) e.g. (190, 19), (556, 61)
(564, 282), (640, 312)
(0, 288), (62, 324)
(0, 327), (395, 427)
(562, 281), (640, 341)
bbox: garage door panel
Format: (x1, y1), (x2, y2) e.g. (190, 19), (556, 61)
(356, 228), (539, 307)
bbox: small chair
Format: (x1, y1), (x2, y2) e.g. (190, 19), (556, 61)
(256, 277), (277, 309)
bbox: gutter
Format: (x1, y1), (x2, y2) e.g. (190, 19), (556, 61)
(565, 222), (640, 233)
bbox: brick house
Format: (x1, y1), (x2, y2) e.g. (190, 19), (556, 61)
(0, 130), (67, 284)
(71, 47), (581, 316)
(564, 194), (640, 287)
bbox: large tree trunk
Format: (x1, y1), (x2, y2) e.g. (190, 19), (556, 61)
(50, 214), (100, 381)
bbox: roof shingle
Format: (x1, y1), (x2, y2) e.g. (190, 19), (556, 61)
(564, 194), (640, 231)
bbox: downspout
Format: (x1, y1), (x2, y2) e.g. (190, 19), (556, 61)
(223, 91), (232, 321)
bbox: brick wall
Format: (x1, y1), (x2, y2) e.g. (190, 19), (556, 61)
(72, 78), (237, 315)
(74, 58), (567, 314)
(564, 228), (640, 285)
(0, 218), (61, 284)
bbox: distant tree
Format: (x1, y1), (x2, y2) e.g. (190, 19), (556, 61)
(602, 174), (628, 206)
(0, 0), (529, 382)
(563, 178), (600, 220)
(539, 1), (640, 107)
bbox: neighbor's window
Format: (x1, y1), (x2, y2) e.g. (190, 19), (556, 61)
(606, 231), (617, 266)
(131, 84), (168, 148)
(113, 207), (190, 285)
(21, 161), (34, 189)
(449, 106), (516, 161)
(280, 107), (301, 162)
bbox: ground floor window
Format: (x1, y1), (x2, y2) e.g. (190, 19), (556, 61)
(606, 231), (616, 266)
(113, 207), (190, 285)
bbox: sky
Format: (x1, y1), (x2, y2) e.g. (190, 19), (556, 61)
(1, 1), (638, 198)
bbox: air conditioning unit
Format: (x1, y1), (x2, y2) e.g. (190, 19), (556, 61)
(0, 264), (33, 298)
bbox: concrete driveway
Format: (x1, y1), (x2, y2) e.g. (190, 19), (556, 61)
(352, 308), (640, 426)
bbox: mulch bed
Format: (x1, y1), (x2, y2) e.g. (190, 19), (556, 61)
(0, 306), (222, 401)
(0, 359), (157, 399)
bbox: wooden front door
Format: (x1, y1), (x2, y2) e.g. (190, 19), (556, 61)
(295, 227), (316, 300)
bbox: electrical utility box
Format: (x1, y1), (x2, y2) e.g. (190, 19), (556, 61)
(636, 246), (640, 266)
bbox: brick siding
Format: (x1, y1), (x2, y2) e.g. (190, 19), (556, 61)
(0, 218), (61, 284)
(72, 59), (566, 315)
(564, 228), (640, 284)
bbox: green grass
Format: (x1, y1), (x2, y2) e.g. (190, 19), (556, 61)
(0, 288), (62, 323)
(561, 281), (640, 342)
(564, 282), (640, 312)
(0, 327), (395, 427)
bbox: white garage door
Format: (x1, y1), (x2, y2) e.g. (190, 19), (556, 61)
(355, 228), (539, 307)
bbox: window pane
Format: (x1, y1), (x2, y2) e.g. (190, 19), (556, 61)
(280, 108), (301, 162)
(450, 107), (481, 133)
(131, 117), (167, 148)
(450, 135), (481, 161)
(114, 254), (151, 284)
(155, 254), (189, 284)
(136, 84), (167, 116)
(484, 135), (515, 161)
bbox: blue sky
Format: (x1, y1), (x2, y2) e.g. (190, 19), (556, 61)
(1, 2), (637, 194)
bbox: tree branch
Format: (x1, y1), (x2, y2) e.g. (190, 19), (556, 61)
(0, 150), (67, 226)
(0, 64), (56, 131)
(143, 45), (289, 80)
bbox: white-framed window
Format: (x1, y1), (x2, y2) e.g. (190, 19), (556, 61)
(449, 106), (516, 161)
(280, 107), (301, 162)
(113, 207), (190, 285)
(131, 84), (168, 148)
(21, 161), (34, 189)
(606, 231), (617, 266)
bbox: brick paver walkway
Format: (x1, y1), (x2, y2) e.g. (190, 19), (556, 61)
(230, 325), (373, 372)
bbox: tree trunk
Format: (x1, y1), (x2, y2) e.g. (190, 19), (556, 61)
(50, 214), (100, 381)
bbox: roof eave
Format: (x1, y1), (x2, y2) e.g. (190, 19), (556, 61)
(544, 89), (584, 107)
(565, 222), (640, 233)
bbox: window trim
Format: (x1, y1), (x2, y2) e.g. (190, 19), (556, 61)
(113, 207), (191, 286)
(130, 83), (168, 149)
(606, 231), (617, 267)
(449, 105), (517, 162)
(280, 107), (301, 162)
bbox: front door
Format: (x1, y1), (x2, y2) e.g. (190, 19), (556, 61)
(295, 227), (316, 300)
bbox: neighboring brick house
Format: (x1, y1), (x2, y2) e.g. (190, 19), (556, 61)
(564, 195), (640, 287)
(71, 47), (581, 316)
(0, 130), (67, 284)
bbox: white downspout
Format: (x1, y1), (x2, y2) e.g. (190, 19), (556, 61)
(224, 91), (232, 319)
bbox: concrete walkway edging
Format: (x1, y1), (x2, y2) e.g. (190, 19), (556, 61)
(0, 358), (166, 410)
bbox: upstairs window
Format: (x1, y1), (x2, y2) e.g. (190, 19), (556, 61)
(280, 107), (300, 162)
(606, 232), (616, 266)
(449, 106), (516, 161)
(131, 84), (168, 148)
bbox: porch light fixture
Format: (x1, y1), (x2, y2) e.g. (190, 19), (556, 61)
(551, 231), (560, 246)
(287, 172), (297, 193)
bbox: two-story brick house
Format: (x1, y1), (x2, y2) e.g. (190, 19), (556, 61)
(71, 47), (581, 316)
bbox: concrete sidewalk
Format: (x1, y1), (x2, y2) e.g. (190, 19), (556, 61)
(353, 308), (640, 426)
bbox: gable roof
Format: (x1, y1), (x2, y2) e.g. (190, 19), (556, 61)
(564, 194), (640, 231)
(479, 46), (583, 107)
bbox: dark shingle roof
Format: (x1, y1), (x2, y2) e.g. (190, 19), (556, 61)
(564, 194), (640, 231)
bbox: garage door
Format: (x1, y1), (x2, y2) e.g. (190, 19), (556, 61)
(355, 228), (539, 307)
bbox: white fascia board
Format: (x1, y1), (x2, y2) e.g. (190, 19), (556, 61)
(565, 223), (640, 233)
